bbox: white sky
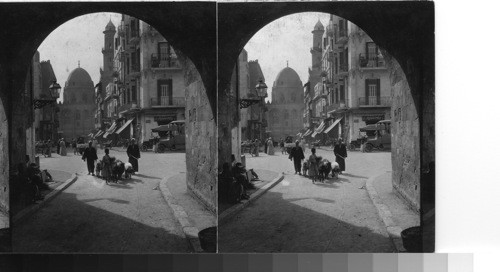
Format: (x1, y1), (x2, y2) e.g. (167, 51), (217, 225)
(244, 12), (331, 101)
(37, 13), (122, 102)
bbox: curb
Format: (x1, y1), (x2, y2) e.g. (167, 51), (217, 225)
(12, 173), (79, 225)
(158, 176), (204, 253)
(365, 171), (406, 252)
(219, 173), (285, 226)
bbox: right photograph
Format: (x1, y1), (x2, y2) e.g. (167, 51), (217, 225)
(217, 2), (434, 253)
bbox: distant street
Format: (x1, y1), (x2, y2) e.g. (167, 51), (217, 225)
(219, 148), (395, 252)
(12, 148), (191, 252)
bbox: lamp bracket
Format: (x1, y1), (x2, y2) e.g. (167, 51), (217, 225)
(239, 98), (261, 109)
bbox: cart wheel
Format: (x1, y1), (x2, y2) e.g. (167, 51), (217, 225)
(141, 144), (148, 151)
(170, 145), (176, 151)
(348, 143), (356, 150)
(365, 143), (374, 152)
(157, 144), (166, 153)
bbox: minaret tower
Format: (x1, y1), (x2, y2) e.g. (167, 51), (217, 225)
(311, 19), (324, 71)
(101, 19), (116, 88)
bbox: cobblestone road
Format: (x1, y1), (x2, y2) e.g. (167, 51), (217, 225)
(13, 148), (191, 252)
(219, 148), (395, 252)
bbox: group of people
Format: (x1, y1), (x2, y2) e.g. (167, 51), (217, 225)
(219, 154), (259, 203)
(288, 138), (347, 180)
(81, 138), (141, 182)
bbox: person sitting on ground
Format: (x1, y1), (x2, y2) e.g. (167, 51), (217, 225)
(232, 163), (251, 199)
(230, 154), (259, 181)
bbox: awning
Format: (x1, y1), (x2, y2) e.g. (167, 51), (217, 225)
(323, 117), (343, 134)
(311, 121), (326, 137)
(103, 122), (118, 139)
(152, 124), (177, 132)
(94, 130), (104, 138)
(302, 129), (312, 137)
(296, 132), (302, 137)
(116, 118), (135, 135)
(88, 133), (93, 137)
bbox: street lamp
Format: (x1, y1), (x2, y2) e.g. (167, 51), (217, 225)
(33, 80), (61, 109)
(239, 79), (268, 109)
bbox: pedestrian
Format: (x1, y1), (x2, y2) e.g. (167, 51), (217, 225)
(266, 137), (275, 155)
(46, 140), (52, 157)
(101, 148), (112, 184)
(264, 138), (268, 154)
(59, 138), (67, 156)
(300, 137), (307, 154)
(334, 138), (347, 174)
(308, 147), (319, 182)
(82, 141), (98, 176)
(72, 138), (77, 155)
(126, 138), (141, 173)
(279, 138), (285, 154)
(253, 139), (259, 157)
(56, 138), (61, 154)
(289, 140), (305, 175)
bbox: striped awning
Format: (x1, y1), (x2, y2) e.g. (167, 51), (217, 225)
(302, 129), (312, 137)
(323, 117), (343, 134)
(311, 121), (326, 137)
(94, 130), (104, 138)
(103, 122), (118, 138)
(115, 118), (134, 135)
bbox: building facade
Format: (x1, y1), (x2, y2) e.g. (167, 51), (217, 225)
(267, 65), (304, 140)
(99, 15), (186, 144)
(305, 15), (391, 145)
(58, 66), (96, 141)
(38, 60), (59, 142)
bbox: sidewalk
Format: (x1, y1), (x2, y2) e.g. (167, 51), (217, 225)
(218, 169), (280, 215)
(160, 173), (217, 252)
(11, 169), (73, 217)
(366, 171), (420, 252)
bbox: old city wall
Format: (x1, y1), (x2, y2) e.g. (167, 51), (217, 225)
(387, 56), (421, 211)
(183, 57), (217, 214)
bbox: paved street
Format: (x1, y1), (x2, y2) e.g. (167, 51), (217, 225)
(12, 148), (192, 252)
(219, 148), (395, 252)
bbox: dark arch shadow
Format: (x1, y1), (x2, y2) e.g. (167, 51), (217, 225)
(217, 2), (434, 252)
(0, 2), (216, 115)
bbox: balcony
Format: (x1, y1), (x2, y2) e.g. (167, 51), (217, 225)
(338, 63), (349, 75)
(129, 27), (140, 44)
(336, 26), (348, 44)
(359, 54), (386, 69)
(326, 99), (349, 113)
(150, 54), (182, 69)
(117, 25), (126, 37)
(358, 96), (392, 107)
(150, 97), (185, 107)
(127, 63), (141, 77)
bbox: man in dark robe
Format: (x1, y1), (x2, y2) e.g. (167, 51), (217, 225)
(82, 141), (98, 175)
(127, 138), (141, 173)
(289, 141), (305, 174)
(334, 138), (347, 174)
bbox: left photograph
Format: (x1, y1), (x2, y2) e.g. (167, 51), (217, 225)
(0, 3), (217, 253)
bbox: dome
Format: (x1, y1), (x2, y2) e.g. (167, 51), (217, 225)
(105, 20), (115, 31)
(273, 67), (302, 88)
(66, 67), (93, 87)
(314, 20), (324, 31)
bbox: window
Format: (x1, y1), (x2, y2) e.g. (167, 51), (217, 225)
(131, 85), (137, 102)
(365, 78), (380, 105)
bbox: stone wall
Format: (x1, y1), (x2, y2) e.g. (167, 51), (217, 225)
(183, 57), (217, 213)
(387, 57), (421, 211)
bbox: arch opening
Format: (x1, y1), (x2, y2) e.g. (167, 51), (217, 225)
(218, 5), (433, 253)
(1, 8), (216, 252)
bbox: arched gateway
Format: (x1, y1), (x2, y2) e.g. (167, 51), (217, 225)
(217, 2), (434, 252)
(0, 3), (217, 246)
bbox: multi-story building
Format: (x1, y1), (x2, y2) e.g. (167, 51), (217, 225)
(100, 15), (186, 144)
(243, 59), (267, 141)
(305, 15), (391, 144)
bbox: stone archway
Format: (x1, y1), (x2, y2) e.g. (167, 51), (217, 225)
(0, 3), (217, 243)
(217, 2), (434, 251)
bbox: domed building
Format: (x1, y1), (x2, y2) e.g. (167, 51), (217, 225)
(266, 65), (304, 140)
(58, 65), (96, 141)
